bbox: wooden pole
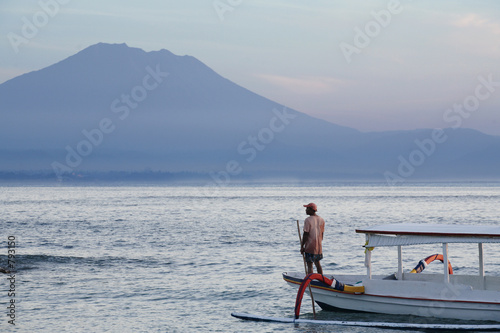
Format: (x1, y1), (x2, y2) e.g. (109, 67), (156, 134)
(297, 219), (317, 319)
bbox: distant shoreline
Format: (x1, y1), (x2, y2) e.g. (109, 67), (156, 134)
(0, 170), (499, 186)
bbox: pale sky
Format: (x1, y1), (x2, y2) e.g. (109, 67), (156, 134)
(1, 0), (499, 135)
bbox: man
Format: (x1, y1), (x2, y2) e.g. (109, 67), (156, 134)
(300, 203), (325, 275)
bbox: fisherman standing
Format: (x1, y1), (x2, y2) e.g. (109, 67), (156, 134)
(300, 203), (325, 275)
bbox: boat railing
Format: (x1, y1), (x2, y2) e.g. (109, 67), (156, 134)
(398, 272), (500, 291)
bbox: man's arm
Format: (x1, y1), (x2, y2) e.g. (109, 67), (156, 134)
(301, 232), (309, 254)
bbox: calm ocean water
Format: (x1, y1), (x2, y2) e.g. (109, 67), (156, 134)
(1, 183), (499, 332)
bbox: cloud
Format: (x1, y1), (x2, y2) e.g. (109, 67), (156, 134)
(439, 12), (500, 59)
(255, 74), (349, 95)
(451, 13), (500, 34)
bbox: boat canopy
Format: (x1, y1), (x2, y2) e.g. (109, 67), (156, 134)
(356, 223), (500, 247)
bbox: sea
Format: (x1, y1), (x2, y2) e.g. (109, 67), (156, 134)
(1, 182), (499, 332)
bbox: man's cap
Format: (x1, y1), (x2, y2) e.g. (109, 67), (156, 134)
(303, 203), (317, 211)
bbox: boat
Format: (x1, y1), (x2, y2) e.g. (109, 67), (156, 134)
(283, 223), (500, 322)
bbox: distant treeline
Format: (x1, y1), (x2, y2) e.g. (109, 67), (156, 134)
(2, 170), (498, 185)
(0, 171), (208, 182)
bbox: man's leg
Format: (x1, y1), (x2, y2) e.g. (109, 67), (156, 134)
(314, 260), (323, 275)
(306, 261), (314, 275)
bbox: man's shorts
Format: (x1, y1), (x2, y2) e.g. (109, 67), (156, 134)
(304, 252), (323, 263)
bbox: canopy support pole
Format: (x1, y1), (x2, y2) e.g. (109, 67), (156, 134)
(365, 235), (372, 279)
(397, 245), (403, 280)
(442, 243), (449, 283)
(479, 243), (485, 289)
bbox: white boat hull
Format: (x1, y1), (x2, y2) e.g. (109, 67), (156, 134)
(284, 272), (500, 322)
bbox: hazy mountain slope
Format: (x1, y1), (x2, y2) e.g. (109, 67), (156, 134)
(0, 43), (498, 180)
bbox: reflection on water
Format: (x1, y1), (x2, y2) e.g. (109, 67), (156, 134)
(0, 183), (499, 332)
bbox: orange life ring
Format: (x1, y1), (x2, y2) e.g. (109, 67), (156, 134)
(411, 253), (453, 275)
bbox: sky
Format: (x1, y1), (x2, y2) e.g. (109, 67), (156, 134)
(1, 0), (499, 135)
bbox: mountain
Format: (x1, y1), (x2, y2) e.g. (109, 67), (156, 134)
(1, 43), (499, 182)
